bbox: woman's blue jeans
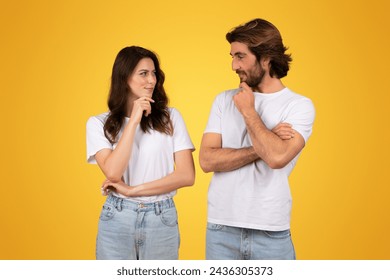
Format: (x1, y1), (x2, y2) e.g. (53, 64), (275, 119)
(96, 194), (180, 260)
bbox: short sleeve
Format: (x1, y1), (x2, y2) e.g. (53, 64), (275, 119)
(285, 98), (315, 143)
(170, 108), (195, 153)
(86, 114), (113, 164)
(204, 93), (224, 134)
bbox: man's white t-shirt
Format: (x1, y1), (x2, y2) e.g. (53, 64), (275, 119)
(87, 107), (194, 203)
(204, 87), (315, 231)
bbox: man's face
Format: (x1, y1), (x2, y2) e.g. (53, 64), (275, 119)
(230, 41), (265, 89)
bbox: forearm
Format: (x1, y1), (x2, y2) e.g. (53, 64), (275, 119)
(243, 111), (290, 168)
(233, 83), (306, 169)
(199, 146), (259, 173)
(128, 169), (195, 197)
(102, 150), (195, 197)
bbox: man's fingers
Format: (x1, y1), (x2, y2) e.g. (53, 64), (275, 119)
(239, 82), (250, 91)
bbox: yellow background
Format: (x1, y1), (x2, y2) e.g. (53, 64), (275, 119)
(1, 0), (389, 259)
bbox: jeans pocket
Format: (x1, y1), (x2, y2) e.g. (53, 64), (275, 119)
(263, 229), (291, 239)
(206, 222), (225, 231)
(160, 207), (178, 227)
(99, 204), (116, 221)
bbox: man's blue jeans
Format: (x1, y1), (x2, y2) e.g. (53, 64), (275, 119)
(206, 222), (295, 260)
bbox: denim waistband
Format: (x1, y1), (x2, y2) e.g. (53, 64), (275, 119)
(105, 194), (175, 214)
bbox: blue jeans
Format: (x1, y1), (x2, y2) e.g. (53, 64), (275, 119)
(96, 194), (180, 260)
(206, 223), (295, 260)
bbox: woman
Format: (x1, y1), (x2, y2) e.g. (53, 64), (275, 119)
(86, 46), (195, 260)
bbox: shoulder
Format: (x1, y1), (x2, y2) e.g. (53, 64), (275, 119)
(168, 107), (179, 117)
(284, 88), (315, 111)
(86, 112), (109, 128)
(212, 88), (240, 105)
(168, 107), (191, 130)
(168, 107), (184, 122)
(281, 89), (315, 125)
(219, 88), (239, 99)
(168, 107), (178, 115)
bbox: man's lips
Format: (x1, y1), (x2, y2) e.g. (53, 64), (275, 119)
(236, 72), (246, 81)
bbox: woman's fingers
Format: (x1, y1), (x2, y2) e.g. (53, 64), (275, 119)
(101, 181), (115, 196)
(133, 97), (154, 117)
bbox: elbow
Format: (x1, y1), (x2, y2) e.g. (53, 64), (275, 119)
(105, 171), (122, 183)
(199, 160), (212, 173)
(267, 158), (289, 169)
(254, 147), (288, 169)
(176, 165), (195, 187)
(199, 146), (219, 173)
(268, 162), (286, 169)
(177, 171), (195, 187)
(199, 154), (213, 173)
(187, 177), (195, 187)
(185, 169), (196, 186)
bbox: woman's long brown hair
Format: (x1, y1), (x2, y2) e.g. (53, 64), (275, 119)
(104, 46), (172, 144)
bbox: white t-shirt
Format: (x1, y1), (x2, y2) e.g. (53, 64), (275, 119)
(86, 107), (194, 203)
(204, 87), (315, 231)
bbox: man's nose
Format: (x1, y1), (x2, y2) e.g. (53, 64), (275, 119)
(232, 59), (240, 71)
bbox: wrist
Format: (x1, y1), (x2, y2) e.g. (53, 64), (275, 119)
(247, 146), (260, 160)
(127, 118), (139, 127)
(125, 185), (133, 197)
(241, 108), (258, 119)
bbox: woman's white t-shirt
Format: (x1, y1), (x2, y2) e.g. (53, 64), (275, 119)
(86, 108), (194, 203)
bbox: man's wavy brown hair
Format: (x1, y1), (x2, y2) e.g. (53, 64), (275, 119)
(226, 18), (292, 78)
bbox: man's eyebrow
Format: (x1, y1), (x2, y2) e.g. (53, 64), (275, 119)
(230, 52), (247, 57)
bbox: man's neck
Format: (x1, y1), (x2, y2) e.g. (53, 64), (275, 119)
(254, 76), (285, 94)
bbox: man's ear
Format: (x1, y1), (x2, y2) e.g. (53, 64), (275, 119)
(261, 57), (271, 69)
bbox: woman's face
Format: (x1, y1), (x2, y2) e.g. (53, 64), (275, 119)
(127, 58), (157, 99)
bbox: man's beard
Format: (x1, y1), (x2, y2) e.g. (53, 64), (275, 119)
(236, 62), (265, 90)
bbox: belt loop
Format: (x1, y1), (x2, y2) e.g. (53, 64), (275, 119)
(115, 197), (123, 212)
(154, 201), (161, 216)
(169, 197), (173, 208)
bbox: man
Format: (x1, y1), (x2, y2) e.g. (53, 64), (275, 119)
(199, 18), (315, 260)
